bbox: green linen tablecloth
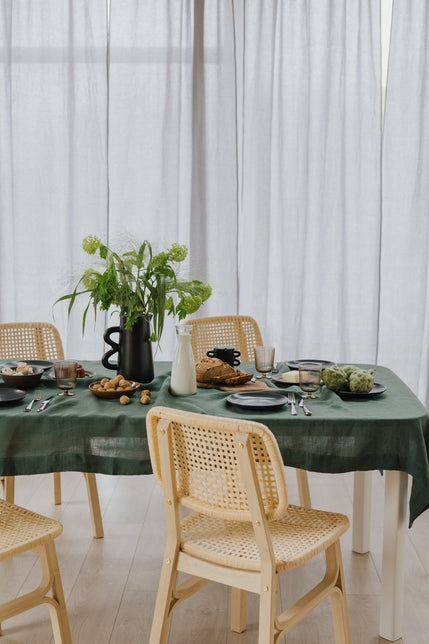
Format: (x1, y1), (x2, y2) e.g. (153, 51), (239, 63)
(0, 361), (428, 526)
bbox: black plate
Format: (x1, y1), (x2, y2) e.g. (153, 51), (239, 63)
(0, 387), (27, 403)
(287, 360), (336, 370)
(335, 383), (387, 399)
(271, 373), (295, 387)
(1, 360), (54, 372)
(226, 391), (288, 410)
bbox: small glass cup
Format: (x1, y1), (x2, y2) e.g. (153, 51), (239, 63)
(254, 346), (275, 379)
(54, 360), (77, 396)
(298, 362), (322, 399)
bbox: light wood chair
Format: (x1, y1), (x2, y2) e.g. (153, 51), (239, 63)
(186, 314), (263, 362)
(0, 498), (72, 643)
(146, 406), (351, 644)
(186, 314), (311, 508)
(0, 322), (103, 538)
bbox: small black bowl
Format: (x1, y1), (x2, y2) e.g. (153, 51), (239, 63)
(0, 367), (44, 389)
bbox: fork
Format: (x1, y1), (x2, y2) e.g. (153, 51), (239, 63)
(288, 392), (297, 415)
(24, 390), (42, 412)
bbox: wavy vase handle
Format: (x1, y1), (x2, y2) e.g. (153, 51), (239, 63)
(101, 326), (121, 371)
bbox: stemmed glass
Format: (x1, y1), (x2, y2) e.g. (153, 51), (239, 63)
(298, 362), (322, 399)
(254, 346), (275, 379)
(54, 361), (77, 396)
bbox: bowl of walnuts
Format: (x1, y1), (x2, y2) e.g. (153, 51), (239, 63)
(89, 375), (140, 399)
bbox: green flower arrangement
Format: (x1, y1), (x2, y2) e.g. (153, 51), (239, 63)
(55, 235), (212, 343)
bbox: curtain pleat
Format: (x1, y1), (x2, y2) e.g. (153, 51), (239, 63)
(378, 0), (429, 400)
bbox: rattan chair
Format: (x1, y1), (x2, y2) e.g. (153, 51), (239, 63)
(186, 315), (311, 508)
(0, 498), (72, 642)
(147, 406), (351, 644)
(186, 314), (263, 362)
(0, 322), (103, 538)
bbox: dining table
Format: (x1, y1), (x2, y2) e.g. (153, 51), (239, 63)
(0, 360), (428, 642)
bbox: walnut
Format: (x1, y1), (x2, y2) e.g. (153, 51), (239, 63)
(119, 395), (130, 405)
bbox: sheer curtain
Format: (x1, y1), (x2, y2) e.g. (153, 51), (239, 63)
(0, 0), (238, 360)
(378, 0), (429, 402)
(0, 0), (109, 358)
(106, 0), (238, 357)
(238, 1), (381, 362)
(1, 1), (429, 405)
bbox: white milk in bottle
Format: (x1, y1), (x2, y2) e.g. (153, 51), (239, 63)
(170, 324), (197, 395)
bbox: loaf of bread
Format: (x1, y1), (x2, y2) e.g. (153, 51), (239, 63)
(195, 358), (254, 386)
(196, 357), (235, 383)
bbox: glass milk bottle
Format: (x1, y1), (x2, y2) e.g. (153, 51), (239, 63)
(170, 324), (197, 395)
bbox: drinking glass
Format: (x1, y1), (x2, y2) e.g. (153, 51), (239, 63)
(54, 361), (77, 396)
(299, 362), (322, 399)
(254, 346), (275, 379)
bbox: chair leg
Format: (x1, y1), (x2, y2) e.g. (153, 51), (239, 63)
(258, 575), (278, 644)
(296, 469), (311, 508)
(3, 476), (15, 504)
(149, 559), (179, 644)
(231, 587), (246, 633)
(52, 472), (62, 505)
(83, 473), (104, 538)
(328, 542), (352, 644)
(39, 540), (72, 644)
(0, 540), (71, 644)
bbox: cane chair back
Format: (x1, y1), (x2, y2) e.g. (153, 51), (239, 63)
(0, 322), (103, 538)
(186, 314), (312, 509)
(147, 407), (351, 644)
(0, 498), (72, 642)
(186, 315), (263, 362)
(0, 322), (64, 360)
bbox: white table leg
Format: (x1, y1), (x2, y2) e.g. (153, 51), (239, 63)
(352, 471), (372, 553)
(380, 470), (408, 641)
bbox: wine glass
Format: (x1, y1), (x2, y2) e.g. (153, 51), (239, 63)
(54, 360), (77, 396)
(298, 362), (322, 399)
(254, 346), (275, 379)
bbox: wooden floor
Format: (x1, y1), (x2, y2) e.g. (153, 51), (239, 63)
(1, 468), (429, 643)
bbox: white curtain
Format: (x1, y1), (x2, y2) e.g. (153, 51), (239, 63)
(238, 1), (381, 363)
(1, 1), (429, 405)
(0, 0), (238, 360)
(0, 0), (109, 358)
(107, 0), (238, 353)
(378, 0), (429, 402)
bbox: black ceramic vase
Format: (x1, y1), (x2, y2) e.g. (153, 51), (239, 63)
(102, 315), (154, 383)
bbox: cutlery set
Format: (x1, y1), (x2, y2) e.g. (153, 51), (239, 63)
(287, 391), (312, 416)
(23, 391), (54, 413)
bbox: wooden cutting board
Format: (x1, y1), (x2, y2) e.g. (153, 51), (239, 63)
(197, 380), (271, 392)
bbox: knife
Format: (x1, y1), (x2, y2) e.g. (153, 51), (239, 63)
(299, 397), (312, 416)
(37, 395), (55, 412)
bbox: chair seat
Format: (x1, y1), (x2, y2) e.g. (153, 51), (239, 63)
(181, 504), (349, 572)
(0, 500), (62, 560)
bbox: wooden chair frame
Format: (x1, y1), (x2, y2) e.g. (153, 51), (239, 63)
(0, 499), (72, 643)
(0, 322), (103, 538)
(146, 407), (351, 644)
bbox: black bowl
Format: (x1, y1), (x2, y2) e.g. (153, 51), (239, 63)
(0, 367), (44, 389)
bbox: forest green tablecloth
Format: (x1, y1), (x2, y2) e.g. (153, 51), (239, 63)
(1, 361), (428, 526)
